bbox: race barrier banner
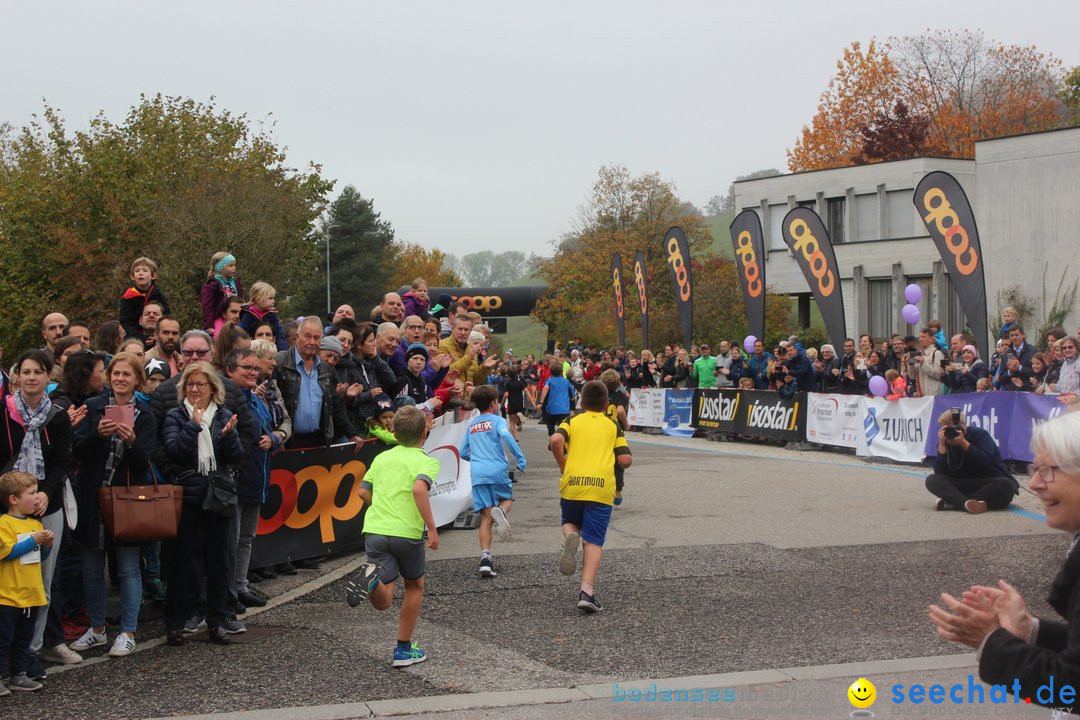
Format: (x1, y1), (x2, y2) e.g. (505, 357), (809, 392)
(854, 396), (935, 463)
(661, 388), (696, 437)
(806, 393), (864, 449)
(628, 387), (666, 428)
(922, 392), (1067, 463)
(691, 389), (807, 442)
(251, 412), (474, 568)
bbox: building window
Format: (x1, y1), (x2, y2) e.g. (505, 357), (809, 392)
(827, 197), (845, 244)
(867, 279), (892, 341)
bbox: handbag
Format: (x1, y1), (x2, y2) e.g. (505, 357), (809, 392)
(98, 465), (183, 542)
(201, 466), (238, 517)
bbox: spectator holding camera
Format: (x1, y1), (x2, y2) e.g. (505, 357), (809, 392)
(925, 409), (1018, 514)
(943, 345), (989, 394)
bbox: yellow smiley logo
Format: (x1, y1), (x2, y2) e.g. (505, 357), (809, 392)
(848, 678), (876, 708)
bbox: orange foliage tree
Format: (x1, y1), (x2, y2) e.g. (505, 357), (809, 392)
(789, 31), (1066, 172)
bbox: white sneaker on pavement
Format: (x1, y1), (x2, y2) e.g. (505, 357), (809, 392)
(108, 634), (136, 658)
(40, 643), (83, 664)
(70, 627), (107, 652)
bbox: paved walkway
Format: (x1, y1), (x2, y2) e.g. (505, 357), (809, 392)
(6, 426), (1059, 720)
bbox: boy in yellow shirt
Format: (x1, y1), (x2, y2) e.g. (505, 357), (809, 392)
(1, 471), (55, 693)
(549, 381), (632, 613)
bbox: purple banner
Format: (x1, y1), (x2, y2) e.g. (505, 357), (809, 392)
(923, 392), (1068, 462)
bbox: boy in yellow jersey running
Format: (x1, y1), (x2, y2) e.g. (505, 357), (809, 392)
(548, 381), (632, 612)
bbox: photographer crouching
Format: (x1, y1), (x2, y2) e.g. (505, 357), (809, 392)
(925, 408), (1018, 514)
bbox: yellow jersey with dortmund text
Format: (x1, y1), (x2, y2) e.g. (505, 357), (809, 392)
(555, 411), (631, 505)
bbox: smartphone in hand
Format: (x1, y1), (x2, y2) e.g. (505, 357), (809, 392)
(104, 404), (135, 426)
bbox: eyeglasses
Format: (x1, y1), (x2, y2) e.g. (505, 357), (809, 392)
(405, 324), (424, 330)
(1030, 465), (1062, 484)
(181, 349), (210, 358)
(186, 381), (209, 389)
(237, 365), (260, 372)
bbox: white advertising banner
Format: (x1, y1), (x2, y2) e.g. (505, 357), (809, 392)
(854, 396), (935, 463)
(423, 412), (475, 527)
(628, 388), (665, 428)
(806, 393), (863, 449)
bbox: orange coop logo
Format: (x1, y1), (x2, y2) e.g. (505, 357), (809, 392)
(634, 262), (648, 314)
(453, 295), (503, 312)
(666, 237), (691, 302)
(920, 187), (979, 276)
(735, 230), (763, 298)
(787, 218), (836, 297)
(612, 267), (625, 318)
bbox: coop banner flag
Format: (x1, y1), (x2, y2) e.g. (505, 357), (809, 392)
(781, 207), (846, 349)
(913, 172), (989, 359)
(611, 252), (626, 347)
(633, 250), (650, 350)
(664, 227), (694, 347)
(730, 210), (766, 341)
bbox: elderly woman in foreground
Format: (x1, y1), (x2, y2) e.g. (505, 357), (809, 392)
(929, 410), (1080, 712)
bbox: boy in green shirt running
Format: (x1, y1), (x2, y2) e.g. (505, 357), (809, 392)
(346, 406), (440, 667)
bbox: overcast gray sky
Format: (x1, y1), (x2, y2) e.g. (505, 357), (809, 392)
(4, 1), (1078, 258)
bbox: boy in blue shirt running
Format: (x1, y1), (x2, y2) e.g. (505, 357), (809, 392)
(460, 385), (527, 578)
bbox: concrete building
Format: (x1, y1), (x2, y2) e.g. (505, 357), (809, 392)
(733, 126), (1080, 347)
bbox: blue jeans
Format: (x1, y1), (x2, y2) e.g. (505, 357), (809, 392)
(80, 544), (142, 633)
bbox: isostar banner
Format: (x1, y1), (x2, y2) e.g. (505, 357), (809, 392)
(611, 252), (627, 347)
(664, 227), (694, 348)
(729, 209), (766, 341)
(251, 414), (475, 569)
(633, 249), (649, 350)
(913, 172), (989, 359)
(781, 207), (846, 348)
(691, 388), (740, 432)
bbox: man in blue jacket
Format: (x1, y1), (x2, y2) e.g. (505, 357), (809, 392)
(925, 409), (1018, 513)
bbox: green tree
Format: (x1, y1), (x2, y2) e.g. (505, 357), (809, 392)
(0, 95), (332, 349)
(303, 186), (396, 317)
(1062, 66), (1080, 126)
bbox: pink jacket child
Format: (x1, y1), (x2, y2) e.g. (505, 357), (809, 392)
(200, 252), (245, 333)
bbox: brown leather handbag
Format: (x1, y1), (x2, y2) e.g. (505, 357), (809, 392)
(98, 467), (183, 543)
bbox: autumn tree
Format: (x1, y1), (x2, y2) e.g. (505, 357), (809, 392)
(788, 40), (900, 172)
(0, 95), (332, 349)
(1057, 65), (1080, 126)
(789, 31), (1067, 171)
(851, 101), (930, 164)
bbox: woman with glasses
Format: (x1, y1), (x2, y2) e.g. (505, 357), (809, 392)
(70, 352), (156, 657)
(162, 361), (243, 647)
(929, 411), (1080, 711)
(1053, 337), (1080, 395)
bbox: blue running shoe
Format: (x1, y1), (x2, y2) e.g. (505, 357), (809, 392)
(392, 642), (427, 668)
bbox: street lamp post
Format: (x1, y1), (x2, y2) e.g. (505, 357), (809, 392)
(326, 225), (331, 317)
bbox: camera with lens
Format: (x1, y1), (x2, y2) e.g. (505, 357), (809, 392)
(944, 407), (962, 439)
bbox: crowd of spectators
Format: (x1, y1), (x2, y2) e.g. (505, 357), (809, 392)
(1, 250), (1078, 691)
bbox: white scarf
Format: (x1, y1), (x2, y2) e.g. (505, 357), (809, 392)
(183, 399), (218, 475)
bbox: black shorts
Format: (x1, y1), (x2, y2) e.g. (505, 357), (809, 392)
(364, 534), (426, 583)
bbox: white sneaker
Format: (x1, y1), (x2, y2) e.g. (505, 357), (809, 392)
(40, 643), (83, 664)
(108, 634), (136, 658)
(70, 627), (107, 652)
(490, 506), (512, 540)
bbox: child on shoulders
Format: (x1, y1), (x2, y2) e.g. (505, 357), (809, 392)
(119, 257), (171, 339)
(201, 252), (244, 333)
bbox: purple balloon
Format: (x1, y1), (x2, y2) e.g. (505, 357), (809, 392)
(902, 303), (921, 326)
(869, 375), (889, 397)
(904, 283), (922, 304)
(743, 335), (757, 353)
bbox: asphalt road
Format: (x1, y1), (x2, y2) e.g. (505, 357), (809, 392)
(4, 424), (1062, 720)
